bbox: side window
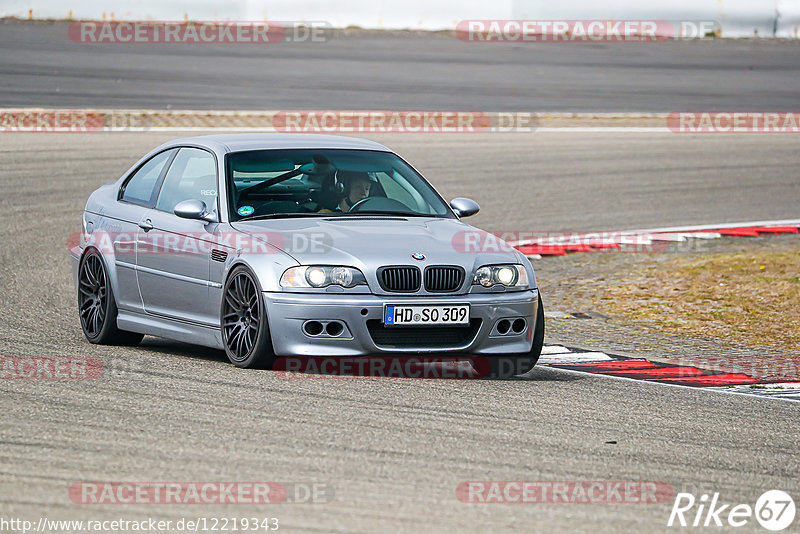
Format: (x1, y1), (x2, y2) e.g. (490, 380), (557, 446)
(155, 148), (218, 214)
(120, 149), (175, 206)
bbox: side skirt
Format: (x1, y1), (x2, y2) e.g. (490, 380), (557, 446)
(117, 310), (224, 350)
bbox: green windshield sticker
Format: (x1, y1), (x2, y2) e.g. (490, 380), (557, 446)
(237, 206), (254, 216)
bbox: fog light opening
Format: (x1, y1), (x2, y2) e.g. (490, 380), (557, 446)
(497, 319), (511, 335)
(325, 321), (344, 337)
(304, 321), (324, 336)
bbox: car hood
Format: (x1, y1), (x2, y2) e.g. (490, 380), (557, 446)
(230, 216), (527, 274)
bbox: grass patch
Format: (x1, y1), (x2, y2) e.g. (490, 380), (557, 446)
(599, 246), (800, 349)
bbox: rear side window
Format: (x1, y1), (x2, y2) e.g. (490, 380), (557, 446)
(121, 149), (175, 206)
(155, 148), (218, 214)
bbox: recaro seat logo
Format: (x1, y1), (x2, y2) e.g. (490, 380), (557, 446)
(668, 490), (796, 530)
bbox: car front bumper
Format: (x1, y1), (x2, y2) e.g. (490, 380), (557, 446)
(263, 288), (539, 357)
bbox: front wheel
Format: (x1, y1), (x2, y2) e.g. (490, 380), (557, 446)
(221, 266), (276, 369)
(77, 249), (144, 346)
(493, 295), (545, 378)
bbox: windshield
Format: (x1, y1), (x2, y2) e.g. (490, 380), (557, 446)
(226, 149), (454, 221)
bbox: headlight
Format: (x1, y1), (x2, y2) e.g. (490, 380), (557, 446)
(280, 266), (367, 288)
(475, 266), (494, 287)
(329, 266), (354, 287)
(472, 264), (528, 288)
(496, 266), (516, 285)
(306, 267), (327, 287)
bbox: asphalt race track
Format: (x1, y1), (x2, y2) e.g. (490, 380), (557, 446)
(1, 132), (798, 532)
(1, 20), (800, 111)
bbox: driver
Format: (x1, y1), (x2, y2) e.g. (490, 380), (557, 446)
(337, 171), (374, 212)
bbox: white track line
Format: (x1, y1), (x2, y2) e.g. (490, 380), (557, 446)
(540, 365), (800, 404)
(539, 352), (613, 364)
(90, 126), (677, 133)
(707, 383), (800, 400)
(681, 232), (722, 239)
(541, 345), (572, 354)
(616, 220), (800, 235)
(532, 128), (672, 133)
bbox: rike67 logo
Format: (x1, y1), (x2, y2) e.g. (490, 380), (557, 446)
(668, 490), (795, 531)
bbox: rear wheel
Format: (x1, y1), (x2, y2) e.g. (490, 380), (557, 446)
(78, 249), (143, 346)
(221, 266), (276, 369)
(493, 296), (545, 378)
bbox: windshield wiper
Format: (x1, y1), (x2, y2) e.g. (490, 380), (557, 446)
(236, 213), (327, 222)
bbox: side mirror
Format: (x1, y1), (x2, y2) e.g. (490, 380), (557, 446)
(449, 197), (480, 218)
(174, 199), (217, 223)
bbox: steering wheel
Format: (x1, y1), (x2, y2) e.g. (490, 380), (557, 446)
(347, 197), (412, 213)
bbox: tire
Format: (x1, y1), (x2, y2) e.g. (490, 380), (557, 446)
(78, 249), (144, 346)
(221, 265), (276, 369)
(493, 295), (545, 378)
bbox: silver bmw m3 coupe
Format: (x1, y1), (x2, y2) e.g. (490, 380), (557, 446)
(71, 134), (544, 375)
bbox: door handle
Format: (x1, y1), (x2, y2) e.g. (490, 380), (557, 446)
(138, 219), (154, 231)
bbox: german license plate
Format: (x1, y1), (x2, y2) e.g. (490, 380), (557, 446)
(383, 304), (470, 327)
